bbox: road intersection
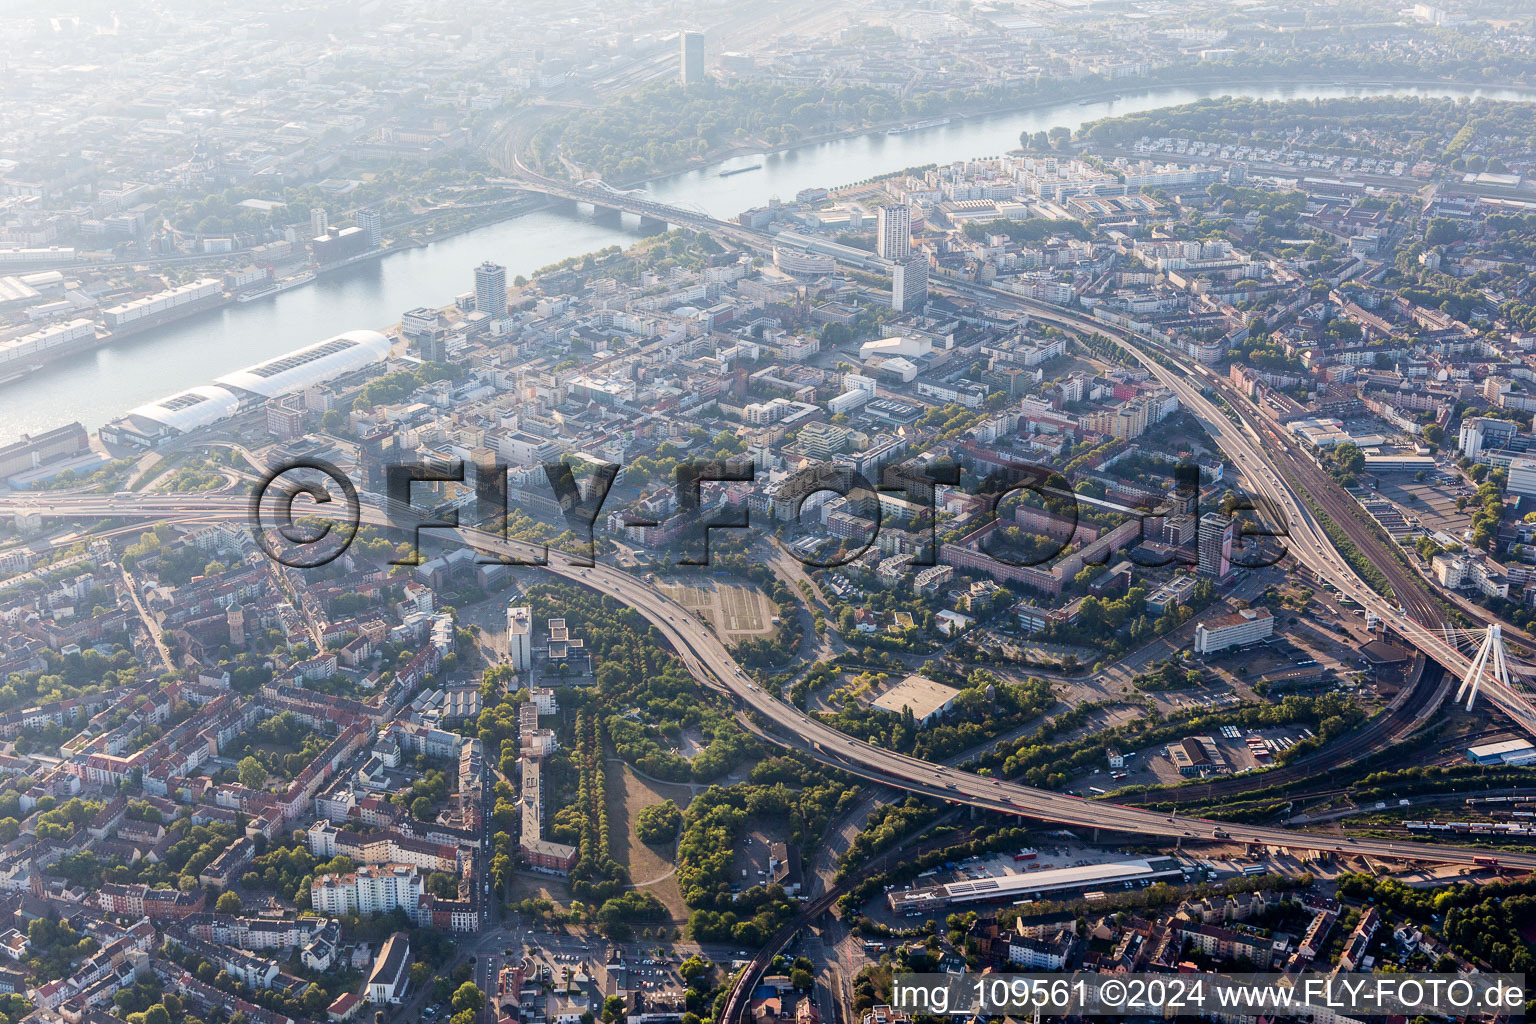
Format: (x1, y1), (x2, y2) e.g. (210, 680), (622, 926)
(5, 489), (1534, 871)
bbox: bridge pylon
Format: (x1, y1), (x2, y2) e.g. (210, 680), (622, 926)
(1455, 623), (1512, 711)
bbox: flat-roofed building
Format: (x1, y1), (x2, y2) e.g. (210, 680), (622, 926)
(506, 605), (532, 671)
(1467, 738), (1536, 765)
(888, 858), (1184, 914)
(1193, 607), (1273, 654)
(869, 673), (961, 725)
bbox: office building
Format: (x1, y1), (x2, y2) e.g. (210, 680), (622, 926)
(1459, 416), (1521, 461)
(475, 262), (507, 318)
(506, 604), (532, 671)
(891, 253), (928, 312)
(1197, 512), (1234, 579)
(356, 208), (382, 248)
(876, 204), (912, 260)
(680, 31), (705, 85)
(1507, 455), (1536, 499)
(1193, 607), (1273, 654)
(310, 208), (328, 238)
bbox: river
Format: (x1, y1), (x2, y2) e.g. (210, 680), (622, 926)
(5, 80), (1534, 441)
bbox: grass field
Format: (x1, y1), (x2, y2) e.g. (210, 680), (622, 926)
(657, 576), (778, 644)
(606, 761), (693, 925)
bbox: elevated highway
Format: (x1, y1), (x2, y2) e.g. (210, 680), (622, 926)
(6, 489), (1536, 872)
(939, 278), (1536, 740)
(491, 168), (1536, 738)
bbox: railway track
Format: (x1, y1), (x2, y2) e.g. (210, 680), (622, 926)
(1115, 663), (1446, 807)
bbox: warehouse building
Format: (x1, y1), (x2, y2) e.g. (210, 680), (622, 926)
(1466, 739), (1536, 766)
(888, 858), (1185, 914)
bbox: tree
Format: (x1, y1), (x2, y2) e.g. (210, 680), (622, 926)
(215, 891), (243, 914)
(237, 756), (268, 791)
(601, 996), (626, 1024)
(634, 801), (682, 844)
(452, 983), (485, 1015)
(412, 795), (434, 821)
(303, 984), (330, 1016)
(679, 955), (712, 983)
(144, 1007), (170, 1024)
(1334, 442), (1365, 477)
(1425, 217), (1461, 245)
(790, 969), (813, 991)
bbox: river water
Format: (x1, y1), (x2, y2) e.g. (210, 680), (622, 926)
(6, 80), (1533, 441)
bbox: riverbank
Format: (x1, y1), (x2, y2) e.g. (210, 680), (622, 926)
(558, 73), (1536, 193)
(7, 76), (1535, 441)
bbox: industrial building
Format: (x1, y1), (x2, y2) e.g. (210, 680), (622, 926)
(102, 278), (222, 332)
(888, 858), (1185, 914)
(0, 318), (96, 368)
(1466, 739), (1536, 765)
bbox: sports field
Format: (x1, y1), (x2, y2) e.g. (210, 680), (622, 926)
(657, 576), (779, 644)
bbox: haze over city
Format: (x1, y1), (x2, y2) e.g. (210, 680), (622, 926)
(1, 1), (1536, 1022)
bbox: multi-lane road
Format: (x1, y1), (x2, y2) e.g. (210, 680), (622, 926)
(6, 488), (1535, 871)
(939, 278), (1536, 738)
(497, 167), (1536, 737)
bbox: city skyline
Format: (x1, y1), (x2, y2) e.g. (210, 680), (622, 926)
(1, 3), (1536, 1023)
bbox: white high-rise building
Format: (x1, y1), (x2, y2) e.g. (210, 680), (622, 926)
(506, 604), (532, 671)
(357, 208), (382, 248)
(876, 204), (912, 260)
(1459, 416), (1520, 460)
(1197, 512), (1234, 579)
(680, 31), (705, 85)
(843, 373), (878, 396)
(475, 262), (507, 318)
(891, 253), (928, 312)
(309, 208), (329, 238)
(1507, 455), (1536, 499)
